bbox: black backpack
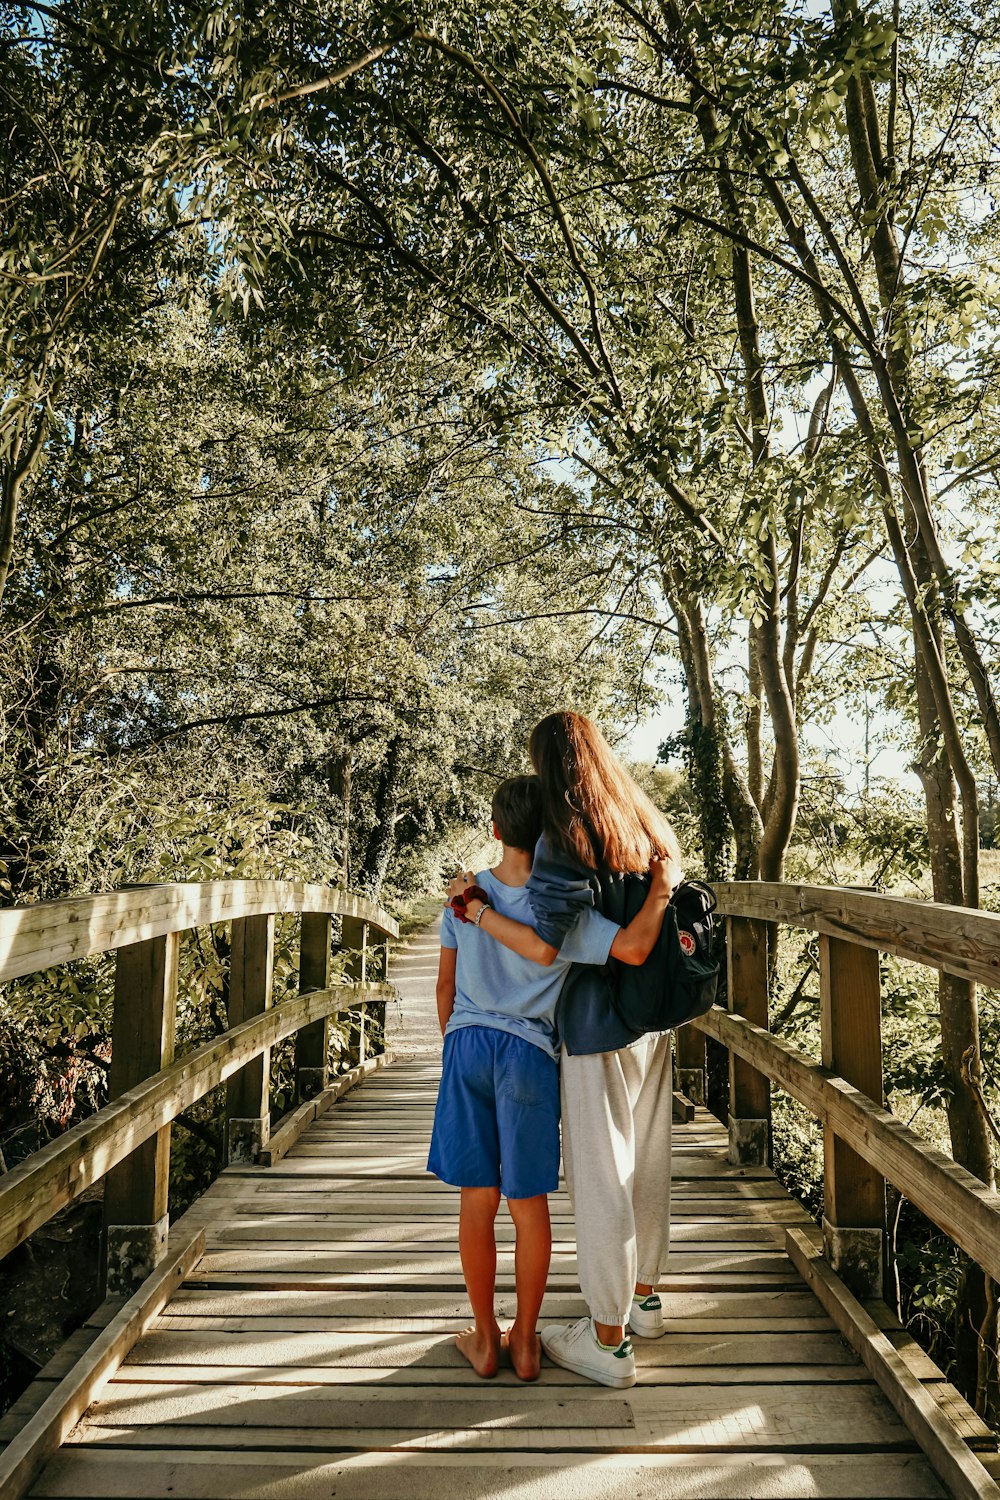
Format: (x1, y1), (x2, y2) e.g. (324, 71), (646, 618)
(611, 878), (720, 1034)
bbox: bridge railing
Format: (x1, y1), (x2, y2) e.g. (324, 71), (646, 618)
(675, 882), (1000, 1297)
(0, 881), (398, 1294)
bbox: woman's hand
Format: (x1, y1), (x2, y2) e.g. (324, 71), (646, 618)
(648, 854), (675, 896)
(445, 870), (477, 903)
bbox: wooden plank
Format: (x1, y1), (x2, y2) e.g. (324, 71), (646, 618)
(673, 1090), (696, 1123)
(210, 1221), (784, 1245)
(259, 1055), (392, 1166)
(165, 1287), (830, 1323)
(76, 1378), (918, 1449)
(190, 1248), (794, 1275)
(184, 1271), (803, 1293)
(104, 1361), (881, 1388)
(198, 1185), (806, 1214)
(785, 1228), (1000, 1500)
(0, 1230), (204, 1500)
(713, 881), (1000, 991)
(0, 882), (397, 985)
(692, 1006), (1000, 1282)
(265, 1154), (773, 1179)
(153, 1311), (842, 1335)
(125, 1327), (864, 1370)
(28, 1448), (949, 1499)
(0, 984), (393, 1260)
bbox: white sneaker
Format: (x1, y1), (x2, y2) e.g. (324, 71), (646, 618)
(540, 1315), (636, 1388)
(628, 1292), (665, 1339)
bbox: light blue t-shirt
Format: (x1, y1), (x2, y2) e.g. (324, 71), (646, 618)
(440, 867), (620, 1060)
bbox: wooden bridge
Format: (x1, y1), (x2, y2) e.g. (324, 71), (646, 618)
(1, 880), (999, 1499)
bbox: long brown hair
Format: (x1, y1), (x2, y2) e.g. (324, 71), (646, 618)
(528, 711), (682, 875)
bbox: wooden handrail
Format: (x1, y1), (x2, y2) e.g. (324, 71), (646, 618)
(681, 882), (1000, 1299)
(0, 982), (393, 1262)
(0, 880), (397, 985)
(693, 1005), (1000, 1285)
(713, 881), (1000, 988)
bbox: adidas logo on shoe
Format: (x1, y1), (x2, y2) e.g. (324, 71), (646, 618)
(628, 1292), (664, 1339)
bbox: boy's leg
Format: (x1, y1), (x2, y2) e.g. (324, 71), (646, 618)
(503, 1193), (551, 1380)
(493, 1035), (561, 1379)
(457, 1185), (502, 1377)
(427, 1029), (505, 1379)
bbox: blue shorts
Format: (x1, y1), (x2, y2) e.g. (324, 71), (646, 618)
(427, 1026), (560, 1200)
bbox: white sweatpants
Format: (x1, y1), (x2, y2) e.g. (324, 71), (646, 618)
(560, 1033), (673, 1326)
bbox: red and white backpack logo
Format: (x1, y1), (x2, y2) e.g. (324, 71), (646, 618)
(678, 930), (697, 956)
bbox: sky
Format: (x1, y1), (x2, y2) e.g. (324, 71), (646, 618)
(623, 656), (919, 794)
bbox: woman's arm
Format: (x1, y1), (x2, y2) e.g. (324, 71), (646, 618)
(474, 906), (560, 965)
(436, 946), (458, 1036)
(444, 874), (560, 964)
(607, 857), (674, 966)
(458, 855), (676, 969)
(526, 835), (597, 950)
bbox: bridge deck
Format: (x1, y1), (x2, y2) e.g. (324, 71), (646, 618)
(16, 923), (975, 1498)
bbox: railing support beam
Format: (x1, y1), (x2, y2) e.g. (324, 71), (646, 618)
(727, 915), (770, 1166)
(102, 933), (178, 1296)
(295, 913), (333, 1102)
(820, 933), (885, 1297)
(675, 1024), (707, 1106)
(225, 915), (275, 1163)
(343, 918), (369, 1069)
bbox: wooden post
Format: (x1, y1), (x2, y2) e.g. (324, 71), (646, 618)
(102, 933), (178, 1296)
(675, 1024), (707, 1105)
(820, 933), (885, 1297)
(727, 915), (770, 1165)
(295, 912), (332, 1102)
(225, 915), (274, 1163)
(343, 918), (368, 1068)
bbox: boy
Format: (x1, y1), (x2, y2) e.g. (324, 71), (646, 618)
(428, 775), (673, 1381)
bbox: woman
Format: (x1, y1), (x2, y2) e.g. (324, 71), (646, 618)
(449, 711), (683, 1389)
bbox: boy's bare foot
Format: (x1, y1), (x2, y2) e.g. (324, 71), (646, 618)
(502, 1326), (542, 1381)
(456, 1322), (501, 1378)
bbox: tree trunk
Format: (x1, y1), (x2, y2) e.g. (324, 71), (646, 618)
(666, 571), (762, 878)
(357, 736), (405, 898)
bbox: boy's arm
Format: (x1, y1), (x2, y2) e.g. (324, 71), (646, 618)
(436, 946), (458, 1036)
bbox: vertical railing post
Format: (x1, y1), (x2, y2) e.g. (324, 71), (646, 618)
(102, 932), (178, 1296)
(819, 933), (885, 1297)
(295, 911), (333, 1102)
(674, 1025), (706, 1105)
(342, 917), (369, 1068)
(356, 920), (368, 1065)
(225, 914), (275, 1163)
(727, 915), (770, 1165)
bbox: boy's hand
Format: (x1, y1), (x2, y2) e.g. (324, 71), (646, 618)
(445, 870), (477, 903)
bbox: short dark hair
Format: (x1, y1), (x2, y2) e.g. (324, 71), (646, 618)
(491, 775), (542, 853)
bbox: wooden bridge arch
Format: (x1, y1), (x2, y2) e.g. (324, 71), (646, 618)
(0, 879), (998, 1500)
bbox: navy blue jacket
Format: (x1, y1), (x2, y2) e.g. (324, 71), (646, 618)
(526, 833), (643, 1056)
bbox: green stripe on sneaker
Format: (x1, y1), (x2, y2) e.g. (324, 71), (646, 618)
(614, 1339), (633, 1358)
